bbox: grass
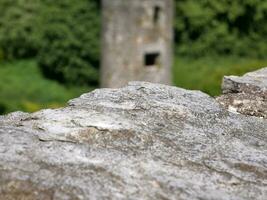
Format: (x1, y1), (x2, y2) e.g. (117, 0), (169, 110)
(0, 60), (93, 114)
(173, 56), (267, 96)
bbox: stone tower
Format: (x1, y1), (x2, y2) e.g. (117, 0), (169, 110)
(101, 0), (174, 88)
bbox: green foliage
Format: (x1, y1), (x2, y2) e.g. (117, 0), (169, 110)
(37, 0), (100, 86)
(0, 0), (100, 86)
(173, 56), (267, 96)
(0, 102), (6, 114)
(175, 0), (267, 58)
(0, 0), (41, 60)
(0, 60), (92, 114)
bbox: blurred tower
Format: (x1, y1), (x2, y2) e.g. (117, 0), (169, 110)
(101, 0), (174, 88)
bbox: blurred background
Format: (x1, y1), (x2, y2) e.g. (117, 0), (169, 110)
(0, 0), (267, 115)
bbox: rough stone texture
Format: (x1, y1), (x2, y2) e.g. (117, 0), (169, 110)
(217, 67), (267, 118)
(101, 0), (173, 88)
(0, 82), (266, 200)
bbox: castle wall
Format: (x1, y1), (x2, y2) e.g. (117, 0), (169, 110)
(101, 0), (174, 88)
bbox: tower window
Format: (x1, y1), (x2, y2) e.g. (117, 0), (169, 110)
(144, 52), (160, 67)
(153, 6), (161, 24)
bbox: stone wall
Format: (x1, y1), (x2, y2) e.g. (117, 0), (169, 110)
(0, 68), (266, 199)
(217, 67), (267, 119)
(101, 0), (173, 88)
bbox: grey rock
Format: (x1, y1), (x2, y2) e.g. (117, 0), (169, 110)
(0, 82), (266, 200)
(217, 67), (267, 118)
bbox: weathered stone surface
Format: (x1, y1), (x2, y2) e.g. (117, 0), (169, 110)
(217, 67), (267, 118)
(0, 82), (266, 200)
